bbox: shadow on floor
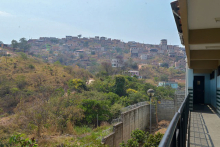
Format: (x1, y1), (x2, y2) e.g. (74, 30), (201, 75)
(190, 104), (215, 147)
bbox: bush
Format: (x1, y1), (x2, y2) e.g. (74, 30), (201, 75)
(80, 99), (110, 126)
(20, 53), (28, 60)
(16, 75), (27, 89)
(28, 64), (35, 69)
(144, 132), (163, 147)
(126, 88), (137, 94)
(68, 79), (87, 92)
(120, 129), (163, 147)
(131, 129), (146, 143)
(9, 134), (38, 147)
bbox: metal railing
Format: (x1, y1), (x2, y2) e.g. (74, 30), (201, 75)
(159, 94), (190, 147)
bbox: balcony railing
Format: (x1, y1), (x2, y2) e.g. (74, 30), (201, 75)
(159, 94), (190, 147)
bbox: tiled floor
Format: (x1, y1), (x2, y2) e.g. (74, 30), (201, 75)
(190, 105), (220, 147)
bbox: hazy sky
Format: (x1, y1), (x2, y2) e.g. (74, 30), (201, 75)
(0, 0), (182, 46)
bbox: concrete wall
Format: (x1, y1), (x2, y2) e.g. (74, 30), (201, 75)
(102, 104), (150, 147)
(157, 99), (175, 121)
(102, 95), (185, 147)
(157, 94), (185, 122)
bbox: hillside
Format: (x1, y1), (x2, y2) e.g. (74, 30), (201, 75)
(0, 54), (176, 146)
(0, 54), (92, 113)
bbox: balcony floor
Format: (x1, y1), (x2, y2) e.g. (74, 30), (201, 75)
(190, 104), (220, 147)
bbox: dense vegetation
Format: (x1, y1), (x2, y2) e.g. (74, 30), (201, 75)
(0, 54), (174, 146)
(120, 129), (163, 147)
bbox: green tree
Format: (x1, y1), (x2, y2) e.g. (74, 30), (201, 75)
(114, 75), (126, 96)
(105, 92), (120, 105)
(80, 99), (110, 126)
(19, 38), (31, 52)
(11, 40), (18, 49)
(68, 79), (87, 92)
(100, 62), (113, 76)
(160, 75), (168, 81)
(160, 63), (169, 68)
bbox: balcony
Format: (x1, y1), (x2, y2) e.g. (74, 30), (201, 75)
(159, 94), (220, 147)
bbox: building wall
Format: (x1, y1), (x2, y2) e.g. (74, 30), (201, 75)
(187, 67), (217, 108)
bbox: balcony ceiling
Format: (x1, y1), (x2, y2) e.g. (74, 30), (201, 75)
(174, 0), (220, 73)
(188, 0), (220, 30)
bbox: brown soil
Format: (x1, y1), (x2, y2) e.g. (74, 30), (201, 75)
(146, 120), (170, 134)
(154, 120), (170, 134)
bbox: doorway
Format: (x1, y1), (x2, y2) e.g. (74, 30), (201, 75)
(193, 76), (205, 104)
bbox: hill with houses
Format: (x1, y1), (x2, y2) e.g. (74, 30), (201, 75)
(1, 36), (186, 87)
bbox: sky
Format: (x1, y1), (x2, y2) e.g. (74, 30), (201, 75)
(0, 0), (182, 46)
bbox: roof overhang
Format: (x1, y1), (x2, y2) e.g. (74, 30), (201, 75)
(171, 0), (220, 73)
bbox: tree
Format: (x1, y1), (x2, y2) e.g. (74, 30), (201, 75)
(15, 99), (49, 137)
(49, 96), (84, 134)
(114, 75), (126, 96)
(11, 40), (18, 49)
(68, 79), (87, 92)
(78, 34), (82, 38)
(160, 75), (168, 81)
(160, 63), (169, 68)
(80, 99), (110, 126)
(101, 62), (113, 76)
(19, 38), (31, 52)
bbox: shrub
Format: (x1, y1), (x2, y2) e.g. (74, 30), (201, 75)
(68, 79), (87, 92)
(144, 132), (163, 147)
(20, 53), (28, 60)
(126, 88), (137, 94)
(9, 134), (38, 147)
(120, 129), (163, 147)
(131, 129), (146, 143)
(15, 75), (27, 89)
(28, 64), (35, 69)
